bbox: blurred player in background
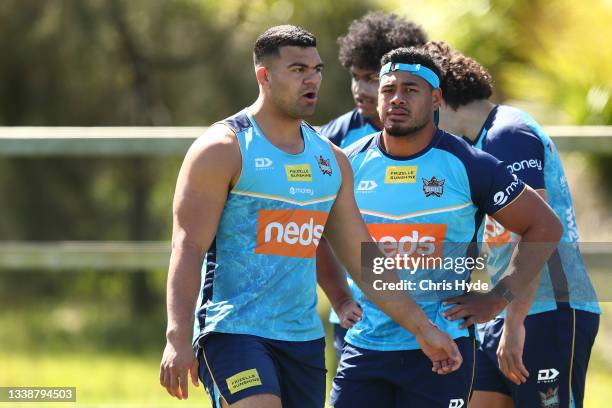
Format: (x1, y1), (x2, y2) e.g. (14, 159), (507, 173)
(426, 41), (600, 408)
(321, 11), (427, 149)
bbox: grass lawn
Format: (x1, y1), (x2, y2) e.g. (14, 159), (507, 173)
(2, 319), (611, 408)
(1, 291), (610, 407)
(0, 351), (211, 407)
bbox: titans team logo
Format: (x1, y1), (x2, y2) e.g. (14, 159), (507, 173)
(315, 155), (333, 176)
(538, 387), (559, 408)
(422, 176), (445, 197)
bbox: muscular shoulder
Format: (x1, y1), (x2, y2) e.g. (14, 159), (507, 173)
(182, 124), (242, 191)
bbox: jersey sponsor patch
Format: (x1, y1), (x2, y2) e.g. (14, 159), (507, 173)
(285, 164), (312, 182)
(506, 158), (542, 173)
(255, 209), (327, 258)
(483, 217), (512, 245)
(492, 174), (522, 208)
(384, 166), (417, 184)
(226, 368), (262, 394)
(367, 223), (447, 258)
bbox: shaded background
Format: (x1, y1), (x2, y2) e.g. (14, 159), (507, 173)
(0, 0), (610, 406)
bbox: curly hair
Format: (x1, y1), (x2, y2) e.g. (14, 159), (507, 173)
(380, 47), (443, 87)
(422, 41), (493, 109)
(254, 25), (316, 64)
(338, 11), (427, 70)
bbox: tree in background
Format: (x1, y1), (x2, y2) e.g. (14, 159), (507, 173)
(0, 0), (376, 348)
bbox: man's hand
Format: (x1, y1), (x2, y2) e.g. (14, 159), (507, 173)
(443, 291), (508, 328)
(160, 340), (199, 399)
(334, 298), (363, 329)
(415, 322), (463, 375)
(497, 321), (529, 385)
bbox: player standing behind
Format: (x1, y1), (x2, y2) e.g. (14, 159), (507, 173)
(325, 47), (564, 408)
(159, 26), (462, 408)
(317, 11), (428, 360)
(426, 41), (600, 408)
(321, 11), (427, 149)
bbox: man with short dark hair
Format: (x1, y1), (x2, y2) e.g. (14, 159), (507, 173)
(159, 26), (463, 408)
(427, 41), (601, 408)
(326, 46), (564, 408)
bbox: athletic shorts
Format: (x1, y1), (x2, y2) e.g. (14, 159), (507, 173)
(333, 324), (348, 360)
(474, 306), (599, 408)
(331, 336), (476, 408)
(197, 333), (326, 408)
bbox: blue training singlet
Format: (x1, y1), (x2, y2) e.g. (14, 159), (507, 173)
(193, 110), (342, 346)
(469, 105), (600, 316)
(344, 130), (526, 351)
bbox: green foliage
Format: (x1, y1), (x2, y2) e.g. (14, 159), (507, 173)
(385, 0), (611, 125)
(0, 2), (611, 404)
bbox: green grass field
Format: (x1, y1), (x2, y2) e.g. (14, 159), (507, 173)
(1, 325), (611, 408)
(1, 291), (611, 407)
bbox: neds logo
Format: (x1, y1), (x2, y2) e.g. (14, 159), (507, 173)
(367, 224), (447, 257)
(256, 209), (327, 258)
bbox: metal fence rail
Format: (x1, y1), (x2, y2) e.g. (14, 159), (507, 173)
(0, 242), (170, 270)
(0, 242), (611, 271)
(0, 126), (610, 156)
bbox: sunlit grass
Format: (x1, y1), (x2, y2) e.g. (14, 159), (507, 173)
(0, 351), (211, 407)
(1, 291), (610, 407)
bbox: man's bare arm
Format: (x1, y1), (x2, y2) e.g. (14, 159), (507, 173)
(489, 187), (562, 303)
(444, 187), (561, 384)
(445, 187), (562, 326)
(161, 125), (241, 400)
(498, 190), (549, 321)
(496, 189), (550, 385)
(316, 238), (362, 328)
(323, 144), (462, 373)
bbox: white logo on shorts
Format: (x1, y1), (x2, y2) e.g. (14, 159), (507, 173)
(538, 368), (560, 383)
(449, 399), (464, 408)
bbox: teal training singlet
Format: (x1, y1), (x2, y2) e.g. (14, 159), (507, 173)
(193, 109), (342, 345)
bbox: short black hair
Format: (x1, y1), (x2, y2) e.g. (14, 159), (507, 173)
(422, 41), (493, 109)
(253, 25), (316, 64)
(380, 47), (442, 87)
(338, 11), (427, 71)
